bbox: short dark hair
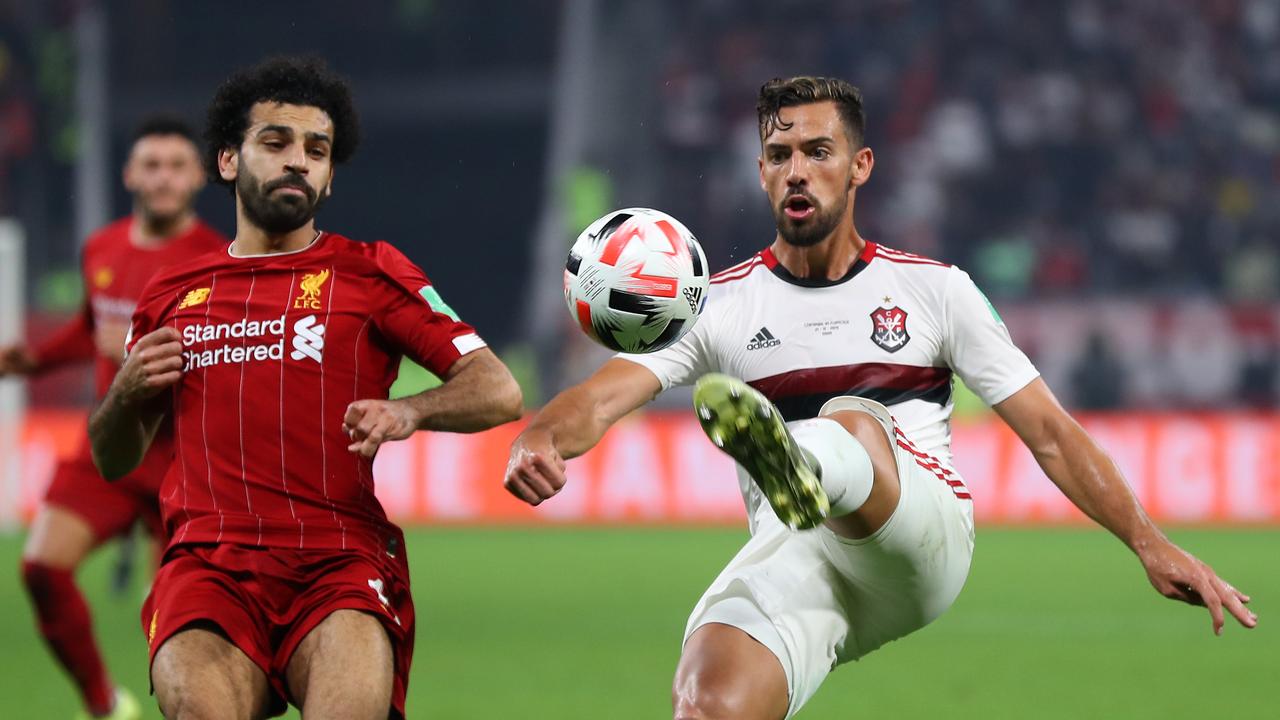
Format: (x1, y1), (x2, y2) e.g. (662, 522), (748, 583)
(132, 114), (198, 146)
(203, 56), (360, 185)
(757, 76), (866, 147)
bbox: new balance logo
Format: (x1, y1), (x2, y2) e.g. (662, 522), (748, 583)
(746, 327), (781, 350)
(290, 314), (325, 363)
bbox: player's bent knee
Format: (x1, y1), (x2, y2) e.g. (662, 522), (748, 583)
(673, 687), (758, 720)
(825, 409), (893, 458)
(19, 560), (71, 607)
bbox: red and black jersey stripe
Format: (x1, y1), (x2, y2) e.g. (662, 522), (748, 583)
(747, 362), (953, 421)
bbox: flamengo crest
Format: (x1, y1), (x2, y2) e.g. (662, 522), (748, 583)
(870, 306), (910, 353)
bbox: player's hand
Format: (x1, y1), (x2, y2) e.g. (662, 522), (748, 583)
(1137, 539), (1256, 635)
(112, 328), (184, 404)
(343, 399), (420, 458)
(0, 344), (37, 377)
(504, 429), (567, 506)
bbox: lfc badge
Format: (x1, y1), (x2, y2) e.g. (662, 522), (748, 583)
(870, 306), (910, 353)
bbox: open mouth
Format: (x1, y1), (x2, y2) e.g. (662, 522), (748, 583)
(783, 194), (816, 220)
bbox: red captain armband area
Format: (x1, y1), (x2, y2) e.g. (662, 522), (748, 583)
(11, 409), (1280, 527)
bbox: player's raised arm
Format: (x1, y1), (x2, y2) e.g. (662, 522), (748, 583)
(343, 347), (523, 458)
(504, 358), (662, 506)
(993, 378), (1257, 635)
(88, 327), (183, 480)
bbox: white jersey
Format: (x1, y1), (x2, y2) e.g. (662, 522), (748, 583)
(621, 241), (1040, 474)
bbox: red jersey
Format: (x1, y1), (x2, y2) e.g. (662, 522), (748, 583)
(35, 216), (229, 396)
(126, 232), (485, 554)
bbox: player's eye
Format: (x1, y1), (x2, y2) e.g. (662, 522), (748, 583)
(308, 147), (328, 159)
(768, 151), (787, 164)
(812, 147), (831, 160)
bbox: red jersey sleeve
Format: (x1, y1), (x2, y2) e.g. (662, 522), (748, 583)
(32, 299), (97, 370)
(124, 273), (181, 359)
(367, 242), (487, 377)
(32, 250), (98, 370)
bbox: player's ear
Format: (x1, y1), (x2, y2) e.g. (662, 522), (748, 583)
(758, 154), (767, 192)
(218, 147), (239, 182)
(851, 146), (874, 188)
(323, 167), (334, 199)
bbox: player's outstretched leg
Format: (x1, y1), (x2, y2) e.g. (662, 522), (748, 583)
(286, 610), (395, 720)
(20, 505), (141, 720)
(694, 374), (879, 531)
(672, 623), (789, 720)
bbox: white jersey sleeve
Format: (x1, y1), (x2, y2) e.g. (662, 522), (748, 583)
(615, 304), (718, 390)
(943, 267), (1039, 406)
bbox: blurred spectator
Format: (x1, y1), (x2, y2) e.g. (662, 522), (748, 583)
(653, 0), (1280, 302)
(1069, 331), (1127, 410)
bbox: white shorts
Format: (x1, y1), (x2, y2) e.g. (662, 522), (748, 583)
(682, 397), (975, 718)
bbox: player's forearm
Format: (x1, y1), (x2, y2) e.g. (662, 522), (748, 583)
(402, 353), (523, 433)
(522, 383), (617, 460)
(1031, 418), (1164, 552)
(88, 385), (160, 480)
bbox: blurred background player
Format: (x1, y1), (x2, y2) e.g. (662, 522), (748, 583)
(505, 77), (1257, 720)
(0, 116), (226, 720)
(89, 57), (522, 719)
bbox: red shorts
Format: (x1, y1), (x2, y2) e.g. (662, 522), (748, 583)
(43, 439), (167, 542)
(142, 542), (415, 718)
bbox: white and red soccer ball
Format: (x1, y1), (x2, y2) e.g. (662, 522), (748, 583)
(564, 207), (709, 353)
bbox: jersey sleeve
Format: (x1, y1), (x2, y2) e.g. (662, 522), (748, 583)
(124, 274), (179, 359)
(32, 299), (97, 370)
(942, 267), (1039, 406)
(615, 303), (718, 390)
(368, 242), (487, 377)
(32, 253), (98, 369)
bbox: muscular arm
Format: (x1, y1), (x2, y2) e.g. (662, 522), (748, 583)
(88, 327), (183, 480)
(342, 348), (522, 457)
(994, 378), (1256, 634)
(503, 358), (663, 505)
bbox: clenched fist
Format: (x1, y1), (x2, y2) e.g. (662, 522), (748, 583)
(113, 327), (185, 405)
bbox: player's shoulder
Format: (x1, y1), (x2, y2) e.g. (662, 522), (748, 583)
(708, 251), (770, 292)
(322, 233), (413, 270)
(186, 220), (231, 251)
(82, 217), (134, 254)
(320, 233), (432, 296)
(867, 242), (953, 272)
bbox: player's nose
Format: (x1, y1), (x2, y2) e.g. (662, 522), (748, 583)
(785, 154), (808, 183)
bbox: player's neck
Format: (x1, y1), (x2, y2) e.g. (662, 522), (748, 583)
(770, 222), (866, 281)
(232, 220), (320, 256)
(131, 211), (195, 248)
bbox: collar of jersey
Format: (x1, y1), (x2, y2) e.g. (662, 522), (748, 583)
(762, 241), (876, 288)
(227, 231), (324, 259)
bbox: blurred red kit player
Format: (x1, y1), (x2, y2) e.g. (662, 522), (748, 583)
(0, 117), (226, 720)
(89, 58), (522, 720)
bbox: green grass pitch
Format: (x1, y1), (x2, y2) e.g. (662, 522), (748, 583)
(0, 527), (1274, 718)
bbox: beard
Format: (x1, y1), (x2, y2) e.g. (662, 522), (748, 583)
(772, 190), (847, 248)
(237, 170), (326, 234)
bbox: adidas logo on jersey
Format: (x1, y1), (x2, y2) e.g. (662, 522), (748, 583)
(746, 327), (781, 350)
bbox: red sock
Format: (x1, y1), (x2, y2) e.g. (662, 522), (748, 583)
(21, 560), (116, 716)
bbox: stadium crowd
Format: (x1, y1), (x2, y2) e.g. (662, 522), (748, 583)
(655, 0), (1280, 302)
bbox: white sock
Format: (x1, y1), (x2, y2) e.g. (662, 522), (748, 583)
(791, 417), (874, 517)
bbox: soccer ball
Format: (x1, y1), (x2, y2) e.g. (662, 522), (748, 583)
(564, 207), (709, 353)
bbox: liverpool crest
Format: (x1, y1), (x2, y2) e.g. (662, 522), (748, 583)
(870, 306), (910, 353)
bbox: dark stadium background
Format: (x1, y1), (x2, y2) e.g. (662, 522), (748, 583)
(0, 1), (1274, 718)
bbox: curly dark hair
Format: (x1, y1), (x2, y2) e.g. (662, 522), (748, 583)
(757, 76), (865, 148)
(203, 56), (360, 186)
(132, 114), (198, 146)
